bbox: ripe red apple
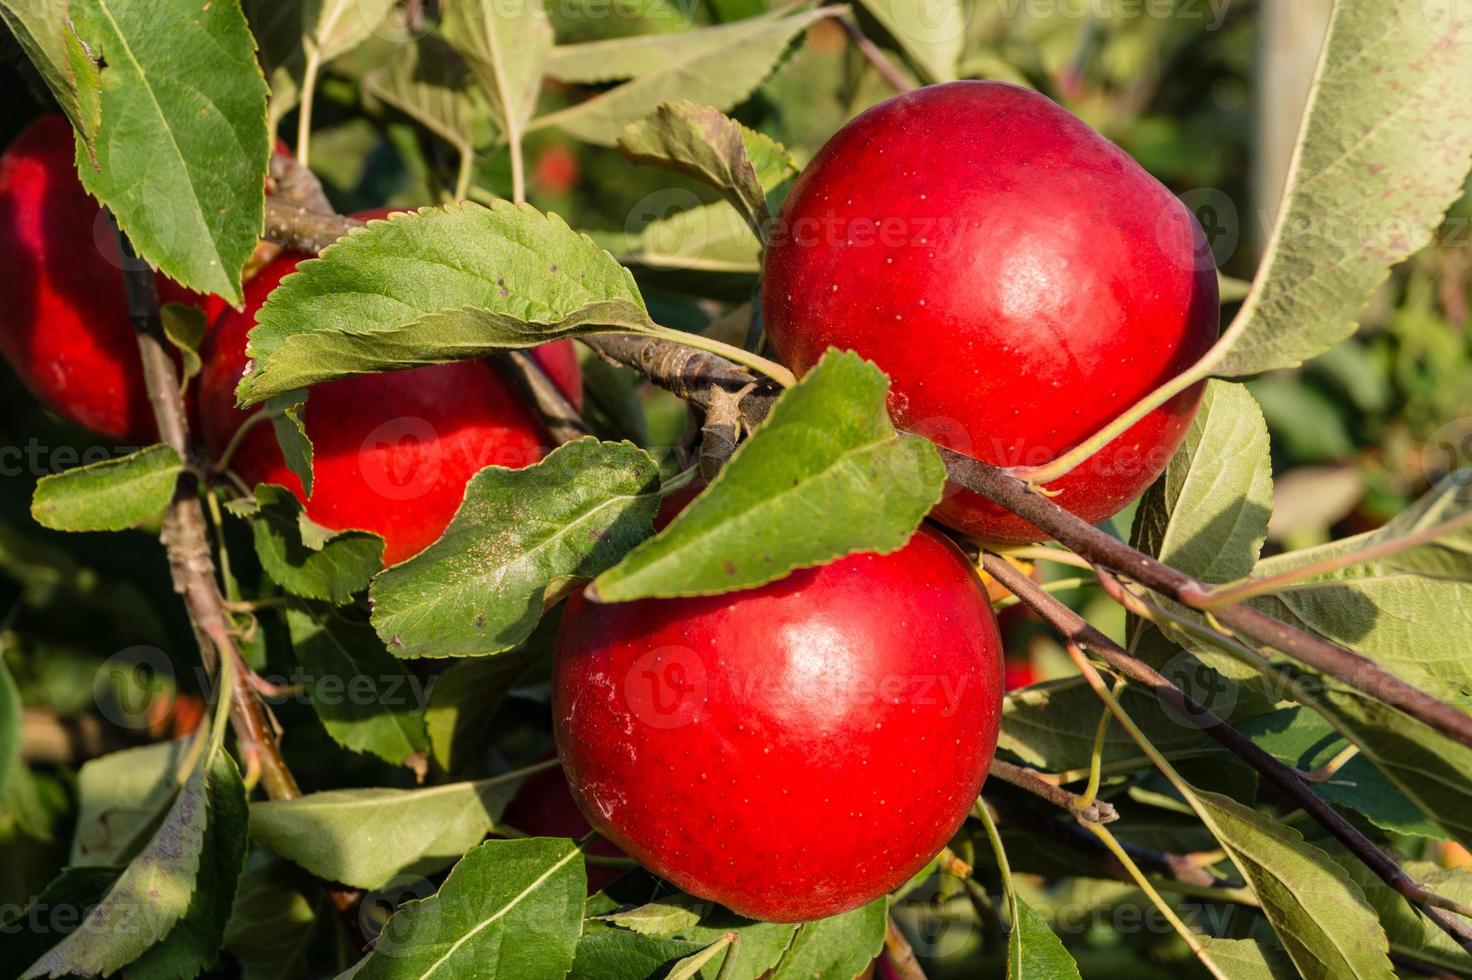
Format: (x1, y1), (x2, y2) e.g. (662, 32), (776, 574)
(198, 231), (583, 566)
(0, 115), (224, 442)
(762, 81), (1219, 542)
(551, 527), (1003, 922)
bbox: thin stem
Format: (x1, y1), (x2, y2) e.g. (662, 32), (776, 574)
(1084, 822), (1216, 967)
(835, 14), (916, 92)
(1075, 679), (1121, 813)
(990, 759), (1118, 824)
(296, 50), (323, 169)
(1199, 511), (1472, 609)
(992, 576), (1091, 610)
(973, 798), (1018, 916)
(1300, 743), (1361, 784)
(454, 143), (475, 203)
(647, 325), (797, 388)
(205, 487), (241, 604)
(213, 407), (277, 474)
(994, 544), (1093, 571)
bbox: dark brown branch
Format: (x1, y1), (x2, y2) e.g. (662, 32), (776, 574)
(583, 334), (782, 422)
(264, 196), (363, 254)
(948, 450), (1472, 751)
(980, 552), (1472, 955)
(989, 759), (1118, 825)
(492, 351), (589, 445)
(270, 152), (335, 216)
(112, 218), (300, 801)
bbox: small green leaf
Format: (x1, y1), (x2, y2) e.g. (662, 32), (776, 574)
(31, 444), (182, 532)
(601, 201), (761, 275)
(1211, 0), (1472, 377)
(363, 34), (476, 155)
(0, 1), (101, 144)
(852, 0), (964, 83)
(618, 102), (795, 235)
(347, 838), (584, 979)
(441, 0), (551, 142)
(1132, 381), (1273, 585)
(371, 439), (661, 659)
(533, 6), (842, 146)
(599, 896), (704, 937)
(68, 0), (269, 303)
(250, 767), (542, 890)
(595, 350), (947, 600)
(1008, 897), (1080, 980)
(569, 923), (705, 980)
(238, 203), (653, 405)
(665, 933), (734, 980)
(769, 898), (886, 980)
(1361, 473), (1472, 579)
(268, 394), (315, 497)
(287, 608), (428, 766)
(161, 301), (207, 386)
(304, 0), (394, 63)
(234, 485), (383, 603)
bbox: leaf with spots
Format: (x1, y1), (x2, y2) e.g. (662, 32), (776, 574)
(343, 837), (584, 979)
(230, 484), (383, 604)
(30, 444), (183, 533)
(593, 350), (948, 601)
(237, 203), (655, 405)
(371, 439), (661, 659)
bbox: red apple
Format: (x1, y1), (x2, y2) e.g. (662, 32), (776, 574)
(198, 233), (583, 566)
(762, 81), (1219, 542)
(551, 527), (1003, 922)
(0, 115), (224, 442)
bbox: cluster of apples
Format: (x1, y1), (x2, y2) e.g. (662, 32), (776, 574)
(0, 81), (1215, 923)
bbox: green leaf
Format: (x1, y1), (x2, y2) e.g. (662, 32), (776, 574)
(602, 201), (761, 275)
(769, 898), (886, 980)
(1211, 0), (1472, 377)
(1198, 938), (1300, 979)
(128, 751), (249, 980)
(532, 6), (841, 146)
(70, 739), (191, 867)
(234, 485), (383, 603)
(1008, 897), (1080, 980)
(161, 302), (207, 387)
(238, 202), (652, 405)
(1236, 707), (1440, 840)
(425, 644), (543, 774)
(664, 911), (795, 980)
(441, 0), (552, 142)
(30, 444), (182, 532)
(569, 922), (705, 980)
(1132, 381), (1273, 585)
(68, 0), (269, 303)
(0, 867), (122, 973)
(1361, 473), (1472, 579)
(0, 656), (18, 805)
(268, 394), (315, 497)
(250, 767), (542, 890)
(363, 34), (476, 156)
(304, 0), (394, 63)
(287, 607), (428, 766)
(21, 750), (210, 978)
(598, 896), (704, 937)
(593, 350), (945, 601)
(1312, 682), (1472, 849)
(1187, 788), (1396, 980)
(1341, 859), (1472, 976)
(0, 1), (101, 143)
(371, 439), (660, 659)
(223, 853), (322, 980)
(347, 838), (584, 979)
(618, 101), (795, 235)
(852, 0), (964, 83)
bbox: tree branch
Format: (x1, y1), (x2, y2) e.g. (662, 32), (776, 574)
(264, 196), (363, 254)
(989, 759), (1118, 825)
(979, 551), (1472, 955)
(492, 351), (589, 444)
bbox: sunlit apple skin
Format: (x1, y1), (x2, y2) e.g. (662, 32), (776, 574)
(198, 237), (583, 566)
(762, 81), (1219, 542)
(551, 527), (1003, 922)
(0, 115), (223, 442)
